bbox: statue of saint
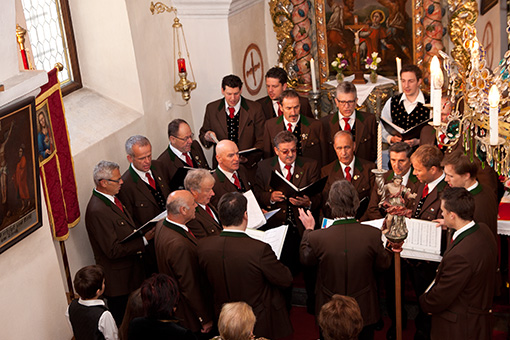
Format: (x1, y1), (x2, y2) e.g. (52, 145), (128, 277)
(380, 175), (417, 242)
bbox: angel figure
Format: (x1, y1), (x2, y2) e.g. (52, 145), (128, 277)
(380, 175), (417, 242)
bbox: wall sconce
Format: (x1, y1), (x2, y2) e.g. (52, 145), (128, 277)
(150, 2), (196, 102)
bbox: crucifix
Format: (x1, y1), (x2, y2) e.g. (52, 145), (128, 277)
(346, 23), (367, 84)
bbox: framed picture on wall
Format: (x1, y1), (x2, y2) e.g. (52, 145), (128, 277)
(0, 96), (42, 254)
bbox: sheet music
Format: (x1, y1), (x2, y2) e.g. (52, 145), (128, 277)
(243, 190), (266, 229)
(245, 225), (288, 259)
(362, 218), (442, 262)
(274, 170), (300, 191)
(211, 134), (219, 144)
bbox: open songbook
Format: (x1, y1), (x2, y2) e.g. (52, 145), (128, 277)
(269, 171), (327, 199)
(244, 190), (280, 229)
(321, 217), (443, 262)
(380, 116), (431, 140)
(120, 210), (167, 243)
(245, 225), (288, 259)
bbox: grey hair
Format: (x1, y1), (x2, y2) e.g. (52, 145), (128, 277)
(93, 160), (119, 186)
(125, 135), (151, 156)
(328, 180), (359, 218)
(184, 169), (215, 192)
(336, 81), (357, 98)
(166, 195), (190, 215)
(333, 130), (354, 143)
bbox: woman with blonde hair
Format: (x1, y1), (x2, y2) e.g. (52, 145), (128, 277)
(212, 302), (268, 340)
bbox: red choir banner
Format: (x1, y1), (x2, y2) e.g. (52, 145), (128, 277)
(36, 68), (80, 240)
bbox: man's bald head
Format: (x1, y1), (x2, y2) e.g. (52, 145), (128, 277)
(216, 140), (240, 173)
(166, 190), (197, 224)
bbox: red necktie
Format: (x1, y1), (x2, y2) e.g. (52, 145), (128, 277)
(344, 166), (352, 182)
(421, 184), (429, 198)
(228, 107), (235, 119)
(232, 172), (241, 190)
(343, 117), (351, 131)
(277, 106), (283, 117)
(114, 197), (124, 212)
(205, 205), (215, 219)
(146, 172), (156, 189)
(285, 164), (292, 181)
(287, 123), (293, 132)
(183, 152), (193, 167)
(187, 229), (196, 239)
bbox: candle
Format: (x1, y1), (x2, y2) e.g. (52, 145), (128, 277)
(177, 58), (186, 73)
(310, 58), (317, 92)
(430, 56), (443, 126)
(489, 85), (500, 145)
(396, 57), (402, 93)
(377, 124), (383, 170)
(354, 15), (358, 24)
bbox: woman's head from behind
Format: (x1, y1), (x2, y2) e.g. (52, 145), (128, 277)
(218, 302), (256, 340)
(140, 273), (179, 320)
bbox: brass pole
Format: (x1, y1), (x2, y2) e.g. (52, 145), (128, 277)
(60, 241), (75, 303)
(395, 252), (402, 340)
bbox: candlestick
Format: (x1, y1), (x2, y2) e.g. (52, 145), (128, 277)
(396, 57), (402, 93)
(377, 124), (383, 170)
(430, 56), (442, 126)
(310, 58), (317, 92)
(177, 58), (186, 73)
(489, 85), (500, 145)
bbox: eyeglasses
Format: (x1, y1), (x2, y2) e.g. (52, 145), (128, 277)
(278, 148), (297, 155)
(336, 99), (356, 106)
(172, 133), (194, 142)
(104, 178), (121, 183)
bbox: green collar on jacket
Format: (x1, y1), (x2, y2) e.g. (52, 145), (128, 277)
(217, 96), (250, 112)
(452, 223), (479, 246)
(220, 230), (250, 238)
(276, 114), (311, 126)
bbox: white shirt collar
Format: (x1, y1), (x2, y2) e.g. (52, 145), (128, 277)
(94, 188), (115, 204)
(225, 98), (241, 116)
(340, 157), (356, 174)
(426, 172), (445, 193)
(278, 158), (295, 177)
(218, 165), (238, 185)
(399, 90), (425, 105)
(338, 112), (355, 129)
(467, 181), (479, 192)
(166, 217), (189, 232)
(77, 298), (106, 307)
(130, 163), (154, 186)
(272, 100), (280, 116)
(452, 220), (476, 241)
(169, 142), (189, 163)
(400, 167), (412, 186)
(283, 116), (300, 131)
(222, 229), (246, 234)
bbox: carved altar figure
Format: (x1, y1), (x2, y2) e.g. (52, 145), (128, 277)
(380, 175), (417, 241)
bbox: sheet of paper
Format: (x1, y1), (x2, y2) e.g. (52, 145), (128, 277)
(264, 208), (281, 221)
(244, 190), (266, 229)
(363, 218), (443, 262)
(245, 225), (288, 259)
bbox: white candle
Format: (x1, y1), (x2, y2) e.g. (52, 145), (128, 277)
(310, 58), (317, 92)
(396, 57), (402, 93)
(489, 85), (500, 145)
(377, 124), (383, 170)
(430, 56), (443, 126)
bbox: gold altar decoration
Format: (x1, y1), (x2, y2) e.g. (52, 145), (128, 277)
(431, 0), (510, 176)
(269, 0), (295, 69)
(150, 2), (196, 102)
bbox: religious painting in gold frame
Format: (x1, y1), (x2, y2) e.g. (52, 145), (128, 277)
(314, 0), (448, 85)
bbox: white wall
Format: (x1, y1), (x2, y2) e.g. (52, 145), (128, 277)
(0, 0), (278, 338)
